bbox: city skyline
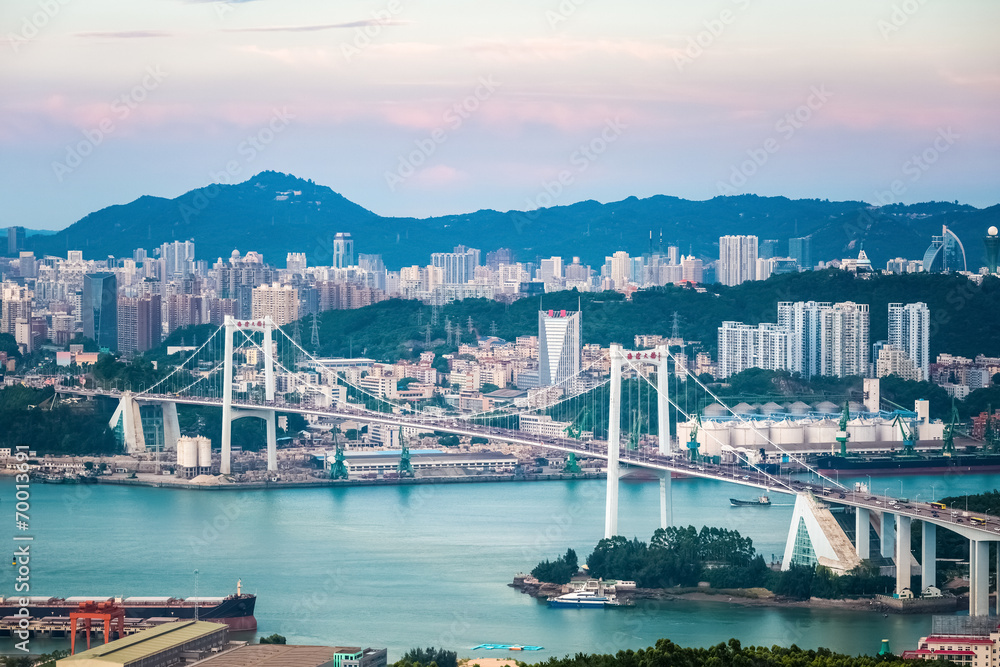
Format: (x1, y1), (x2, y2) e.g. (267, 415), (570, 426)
(2, 1), (999, 231)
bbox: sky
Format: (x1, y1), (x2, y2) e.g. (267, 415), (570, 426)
(2, 0), (998, 230)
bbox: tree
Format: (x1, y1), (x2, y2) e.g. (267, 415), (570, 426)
(479, 383), (500, 394)
(395, 647), (457, 667)
(993, 372), (1000, 386)
(470, 436), (488, 444)
(345, 429), (358, 440)
(397, 377), (418, 391)
(260, 633), (287, 644)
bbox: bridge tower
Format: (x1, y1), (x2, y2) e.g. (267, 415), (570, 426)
(605, 343), (671, 539)
(221, 316), (278, 475)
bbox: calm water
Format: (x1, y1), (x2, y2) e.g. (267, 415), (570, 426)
(2, 472), (996, 660)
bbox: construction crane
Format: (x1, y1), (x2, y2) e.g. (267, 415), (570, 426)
(835, 402), (851, 457)
(397, 426), (414, 477)
(892, 413), (918, 456)
(329, 428), (348, 480)
(687, 414), (702, 462)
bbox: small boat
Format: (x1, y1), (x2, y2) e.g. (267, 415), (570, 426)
(548, 590), (616, 608)
(730, 496), (771, 507)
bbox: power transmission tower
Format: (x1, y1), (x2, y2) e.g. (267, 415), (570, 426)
(671, 311), (681, 340)
(490, 321), (497, 336)
(467, 315), (474, 334)
(311, 313), (321, 348)
(445, 319), (453, 347)
(417, 310), (423, 326)
(425, 323), (432, 346)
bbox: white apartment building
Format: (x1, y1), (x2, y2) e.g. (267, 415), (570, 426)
(718, 235), (758, 286)
(888, 302), (930, 381)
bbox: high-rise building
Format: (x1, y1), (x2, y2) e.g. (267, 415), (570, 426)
(985, 226), (1000, 274)
(778, 300), (870, 379)
(609, 251), (631, 289)
(431, 245), (480, 284)
(1, 282), (32, 336)
(680, 255), (703, 283)
(6, 226), (25, 256)
(538, 308), (580, 387)
(716, 321), (789, 379)
(159, 240), (195, 279)
(876, 344), (921, 381)
(760, 239), (780, 260)
(922, 224), (967, 273)
(252, 283), (299, 326)
(718, 235), (758, 286)
(83, 272), (118, 350)
(286, 252), (308, 275)
(118, 295), (162, 354)
(539, 256), (563, 282)
(18, 252), (36, 279)
(888, 302), (930, 381)
(788, 236), (812, 271)
(333, 232), (354, 269)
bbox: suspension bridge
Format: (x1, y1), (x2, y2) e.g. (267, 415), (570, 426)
(53, 316), (1000, 616)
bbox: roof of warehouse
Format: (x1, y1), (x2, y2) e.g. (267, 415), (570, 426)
(60, 620), (226, 663)
(189, 645), (345, 666)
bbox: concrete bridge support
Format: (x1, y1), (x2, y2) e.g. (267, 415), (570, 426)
(604, 344), (622, 539)
(921, 522), (936, 590)
(894, 515), (911, 594)
(656, 344), (671, 530)
(109, 392), (147, 454)
(880, 512), (895, 558)
(855, 507), (870, 559)
(160, 401), (180, 452)
(221, 316), (276, 475)
(970, 539), (990, 616)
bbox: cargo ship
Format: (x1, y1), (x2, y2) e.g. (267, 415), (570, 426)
(814, 453), (1000, 475)
(0, 583), (256, 632)
(730, 496), (771, 507)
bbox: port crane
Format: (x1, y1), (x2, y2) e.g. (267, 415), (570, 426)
(686, 414), (701, 462)
(942, 400), (960, 456)
(329, 428), (348, 480)
(397, 426), (414, 477)
(892, 413), (918, 456)
(835, 402), (851, 457)
(560, 406), (591, 473)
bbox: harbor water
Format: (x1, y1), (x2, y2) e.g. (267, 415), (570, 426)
(2, 472), (995, 660)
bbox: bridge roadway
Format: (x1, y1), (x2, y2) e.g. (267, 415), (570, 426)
(59, 386), (1000, 541)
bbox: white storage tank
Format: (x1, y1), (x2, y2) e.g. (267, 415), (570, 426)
(814, 401), (839, 415)
(699, 421), (731, 456)
(877, 418), (900, 442)
(761, 402), (785, 417)
(847, 418), (876, 443)
(197, 437), (212, 468)
(788, 401), (811, 416)
(181, 438), (197, 469)
(176, 438), (185, 466)
(703, 403), (728, 418)
(807, 418), (839, 444)
(770, 419), (804, 445)
(732, 402), (757, 415)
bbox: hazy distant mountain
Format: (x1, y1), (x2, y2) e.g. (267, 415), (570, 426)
(23, 171), (1000, 269)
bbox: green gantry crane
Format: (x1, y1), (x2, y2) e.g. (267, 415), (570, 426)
(942, 400), (960, 457)
(561, 407), (590, 474)
(329, 429), (348, 480)
(835, 402), (851, 457)
(687, 414), (702, 462)
(397, 426), (414, 477)
(893, 413), (918, 456)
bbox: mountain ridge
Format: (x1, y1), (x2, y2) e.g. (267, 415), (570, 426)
(19, 171), (1000, 270)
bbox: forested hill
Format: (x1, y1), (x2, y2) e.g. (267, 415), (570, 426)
(289, 271), (1000, 362)
(22, 170), (1000, 269)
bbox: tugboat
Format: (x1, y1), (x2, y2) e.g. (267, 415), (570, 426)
(730, 496), (771, 507)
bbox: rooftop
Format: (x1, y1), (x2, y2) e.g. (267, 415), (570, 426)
(59, 620), (227, 664)
(189, 644), (345, 666)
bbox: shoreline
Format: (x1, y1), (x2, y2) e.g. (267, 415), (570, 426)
(9, 471), (604, 491)
(512, 579), (962, 615)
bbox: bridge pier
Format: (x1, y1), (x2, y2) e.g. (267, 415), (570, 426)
(894, 514), (911, 594)
(160, 401), (180, 452)
(221, 318), (235, 475)
(921, 521), (936, 591)
(604, 344), (622, 539)
(855, 507), (870, 559)
(880, 512), (895, 558)
(970, 539), (990, 616)
(656, 344), (671, 530)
